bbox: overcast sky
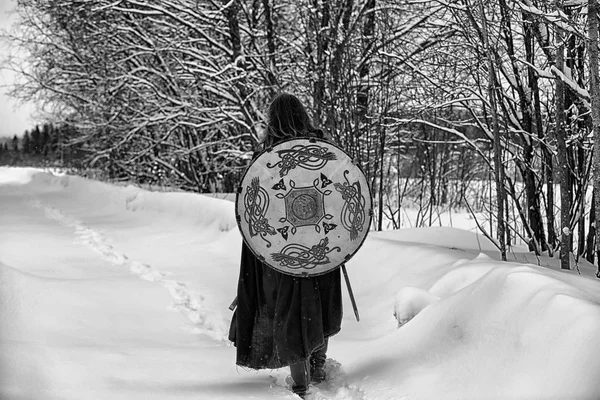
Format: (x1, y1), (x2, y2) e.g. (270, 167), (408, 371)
(0, 0), (36, 138)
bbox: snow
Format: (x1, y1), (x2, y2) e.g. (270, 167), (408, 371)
(1, 166), (600, 400)
(550, 65), (592, 110)
(0, 167), (40, 185)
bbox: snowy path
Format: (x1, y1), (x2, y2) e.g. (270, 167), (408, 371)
(27, 200), (374, 399)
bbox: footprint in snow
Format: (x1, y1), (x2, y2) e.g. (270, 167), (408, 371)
(130, 261), (165, 281)
(31, 198), (229, 342)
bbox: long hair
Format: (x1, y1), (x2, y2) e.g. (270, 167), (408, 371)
(262, 93), (323, 148)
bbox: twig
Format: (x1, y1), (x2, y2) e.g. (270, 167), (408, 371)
(463, 193), (501, 253)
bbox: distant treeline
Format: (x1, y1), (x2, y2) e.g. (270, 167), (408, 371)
(0, 124), (199, 188)
(0, 123), (84, 167)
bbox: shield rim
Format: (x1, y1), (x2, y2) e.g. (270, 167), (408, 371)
(235, 137), (373, 277)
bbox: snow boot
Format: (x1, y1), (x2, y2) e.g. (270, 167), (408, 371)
(290, 359), (310, 398)
(310, 339), (328, 383)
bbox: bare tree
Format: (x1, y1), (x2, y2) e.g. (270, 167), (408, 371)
(590, 0), (600, 276)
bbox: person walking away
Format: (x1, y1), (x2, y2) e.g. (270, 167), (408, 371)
(229, 93), (344, 398)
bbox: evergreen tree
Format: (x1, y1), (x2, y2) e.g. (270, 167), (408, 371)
(31, 125), (41, 154)
(42, 123), (51, 155)
(23, 131), (32, 154)
(11, 135), (18, 152)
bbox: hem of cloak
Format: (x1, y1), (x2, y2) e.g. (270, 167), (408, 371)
(233, 327), (342, 370)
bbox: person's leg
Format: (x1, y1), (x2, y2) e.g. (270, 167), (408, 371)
(290, 359), (310, 398)
(310, 338), (328, 383)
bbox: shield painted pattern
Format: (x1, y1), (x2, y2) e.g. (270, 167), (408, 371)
(235, 138), (373, 277)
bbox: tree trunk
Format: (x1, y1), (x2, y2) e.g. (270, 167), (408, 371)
(222, 0), (258, 151)
(310, 0), (330, 128)
(587, 192), (596, 264)
(356, 0), (376, 185)
(377, 125), (386, 231)
(555, 0), (571, 270)
(479, 0), (507, 260)
(262, 0), (278, 93)
(589, 0), (600, 276)
(501, 0), (544, 254)
(356, 0), (376, 127)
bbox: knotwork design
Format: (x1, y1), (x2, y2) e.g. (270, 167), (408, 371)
(271, 237), (341, 270)
(276, 178), (333, 234)
(267, 144), (337, 177)
(244, 177), (276, 247)
(235, 137), (372, 276)
(334, 170), (367, 241)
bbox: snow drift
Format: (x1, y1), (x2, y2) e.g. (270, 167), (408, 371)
(2, 167), (237, 232)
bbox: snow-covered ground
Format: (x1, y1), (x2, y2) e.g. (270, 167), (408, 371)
(1, 167), (599, 400)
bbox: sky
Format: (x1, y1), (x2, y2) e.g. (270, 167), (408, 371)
(0, 0), (36, 138)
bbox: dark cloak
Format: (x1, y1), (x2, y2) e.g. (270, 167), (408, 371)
(228, 242), (343, 369)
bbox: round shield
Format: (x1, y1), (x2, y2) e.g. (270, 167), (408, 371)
(235, 138), (372, 277)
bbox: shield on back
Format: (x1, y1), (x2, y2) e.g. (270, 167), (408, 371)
(235, 138), (373, 277)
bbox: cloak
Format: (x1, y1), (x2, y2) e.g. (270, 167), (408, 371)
(228, 241), (343, 369)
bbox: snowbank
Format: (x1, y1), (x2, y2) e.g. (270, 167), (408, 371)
(0, 166), (41, 185)
(375, 225), (498, 252)
(388, 254), (600, 399)
(2, 167), (237, 232)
